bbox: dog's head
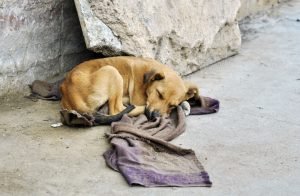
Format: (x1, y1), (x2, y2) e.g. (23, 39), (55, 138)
(144, 69), (198, 119)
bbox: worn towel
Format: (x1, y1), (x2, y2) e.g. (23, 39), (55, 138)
(27, 79), (219, 187)
(26, 79), (64, 101)
(104, 106), (213, 187)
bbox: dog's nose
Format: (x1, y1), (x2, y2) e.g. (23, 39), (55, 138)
(151, 110), (160, 119)
(145, 108), (160, 120)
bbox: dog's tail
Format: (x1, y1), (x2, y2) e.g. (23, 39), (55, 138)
(94, 104), (135, 125)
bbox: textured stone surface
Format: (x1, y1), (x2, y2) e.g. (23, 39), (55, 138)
(0, 0), (285, 96)
(0, 0), (97, 96)
(75, 0), (242, 75)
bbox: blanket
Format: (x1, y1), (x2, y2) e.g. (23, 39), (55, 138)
(104, 106), (214, 187)
(26, 79), (63, 101)
(27, 79), (219, 187)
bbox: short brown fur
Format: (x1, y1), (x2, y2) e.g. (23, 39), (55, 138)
(60, 56), (200, 117)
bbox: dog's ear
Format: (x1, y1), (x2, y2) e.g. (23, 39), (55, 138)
(184, 81), (200, 100)
(143, 70), (165, 84)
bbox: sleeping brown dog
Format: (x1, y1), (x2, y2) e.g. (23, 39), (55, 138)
(60, 56), (200, 120)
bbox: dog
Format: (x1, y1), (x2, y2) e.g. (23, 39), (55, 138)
(60, 56), (200, 120)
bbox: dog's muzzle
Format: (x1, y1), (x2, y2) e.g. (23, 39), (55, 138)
(145, 108), (160, 120)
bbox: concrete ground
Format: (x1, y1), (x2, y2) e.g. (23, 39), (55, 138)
(0, 1), (299, 195)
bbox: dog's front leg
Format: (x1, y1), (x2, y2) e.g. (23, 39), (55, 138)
(127, 105), (146, 117)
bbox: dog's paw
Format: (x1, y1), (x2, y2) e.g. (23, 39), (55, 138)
(180, 101), (191, 116)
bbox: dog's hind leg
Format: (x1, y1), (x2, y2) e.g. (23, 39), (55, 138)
(102, 66), (126, 115)
(109, 95), (126, 115)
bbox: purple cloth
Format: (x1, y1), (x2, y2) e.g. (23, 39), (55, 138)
(27, 79), (218, 187)
(103, 102), (218, 187)
(104, 137), (212, 187)
(189, 96), (220, 115)
(26, 79), (64, 101)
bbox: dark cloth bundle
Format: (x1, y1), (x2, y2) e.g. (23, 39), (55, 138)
(26, 79), (64, 101)
(27, 79), (219, 187)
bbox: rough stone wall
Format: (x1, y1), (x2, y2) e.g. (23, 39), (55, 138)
(75, 0), (242, 75)
(0, 0), (97, 96)
(0, 0), (289, 96)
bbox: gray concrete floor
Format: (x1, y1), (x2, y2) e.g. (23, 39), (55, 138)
(1, 1), (300, 196)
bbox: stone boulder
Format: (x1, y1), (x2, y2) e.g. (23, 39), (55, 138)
(75, 0), (241, 75)
(0, 0), (97, 96)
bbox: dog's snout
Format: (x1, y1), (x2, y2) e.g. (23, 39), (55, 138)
(145, 108), (160, 120)
(151, 110), (160, 118)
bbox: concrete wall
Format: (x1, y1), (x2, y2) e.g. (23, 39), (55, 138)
(0, 0), (98, 96)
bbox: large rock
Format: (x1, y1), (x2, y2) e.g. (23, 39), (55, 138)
(75, 0), (241, 75)
(0, 0), (97, 96)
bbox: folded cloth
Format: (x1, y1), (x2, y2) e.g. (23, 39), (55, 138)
(103, 106), (213, 187)
(188, 96), (219, 115)
(27, 79), (219, 187)
(60, 104), (135, 126)
(26, 79), (64, 101)
(58, 97), (218, 187)
(60, 109), (95, 127)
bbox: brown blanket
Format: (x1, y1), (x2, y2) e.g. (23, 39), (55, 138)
(27, 79), (219, 187)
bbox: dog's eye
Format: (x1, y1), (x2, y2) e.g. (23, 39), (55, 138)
(156, 90), (164, 100)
